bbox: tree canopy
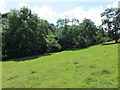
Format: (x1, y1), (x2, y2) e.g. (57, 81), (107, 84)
(101, 8), (120, 43)
(1, 7), (119, 60)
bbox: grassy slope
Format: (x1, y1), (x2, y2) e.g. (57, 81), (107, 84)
(2, 44), (118, 88)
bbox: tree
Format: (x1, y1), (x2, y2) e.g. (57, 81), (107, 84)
(80, 18), (98, 46)
(2, 9), (21, 59)
(45, 33), (61, 52)
(56, 18), (70, 50)
(57, 18), (99, 49)
(71, 18), (80, 26)
(96, 25), (110, 43)
(2, 6), (113, 60)
(45, 23), (61, 52)
(2, 7), (47, 59)
(101, 8), (120, 43)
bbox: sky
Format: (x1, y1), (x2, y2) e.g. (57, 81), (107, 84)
(0, 0), (119, 26)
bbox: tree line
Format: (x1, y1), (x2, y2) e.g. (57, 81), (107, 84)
(1, 7), (120, 60)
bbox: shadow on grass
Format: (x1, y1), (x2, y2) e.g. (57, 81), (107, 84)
(102, 42), (120, 45)
(65, 47), (88, 51)
(3, 42), (119, 62)
(64, 44), (98, 51)
(3, 53), (52, 62)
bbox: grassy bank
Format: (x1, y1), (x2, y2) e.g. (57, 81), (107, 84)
(2, 44), (118, 88)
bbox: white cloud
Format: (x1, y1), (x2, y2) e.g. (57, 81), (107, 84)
(0, 0), (6, 13)
(18, 3), (56, 19)
(58, 1), (118, 26)
(32, 5), (56, 18)
(4, 0), (119, 3)
(18, 1), (118, 26)
(18, 3), (104, 26)
(107, 2), (118, 8)
(59, 6), (103, 26)
(18, 2), (31, 8)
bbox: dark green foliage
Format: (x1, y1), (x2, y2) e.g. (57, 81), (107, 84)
(57, 18), (104, 50)
(45, 33), (61, 52)
(80, 19), (98, 46)
(2, 7), (114, 60)
(2, 7), (47, 59)
(96, 26), (110, 43)
(101, 8), (120, 43)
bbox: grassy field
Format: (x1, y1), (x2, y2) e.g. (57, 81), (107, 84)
(2, 43), (118, 88)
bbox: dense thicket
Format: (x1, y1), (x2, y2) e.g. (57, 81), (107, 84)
(1, 7), (119, 60)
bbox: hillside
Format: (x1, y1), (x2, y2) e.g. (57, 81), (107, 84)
(2, 44), (118, 88)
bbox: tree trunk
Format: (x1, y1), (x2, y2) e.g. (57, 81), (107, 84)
(115, 39), (118, 43)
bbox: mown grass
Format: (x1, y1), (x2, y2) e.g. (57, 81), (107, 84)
(2, 43), (118, 88)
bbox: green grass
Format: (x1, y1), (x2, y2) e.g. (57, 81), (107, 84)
(2, 44), (118, 88)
